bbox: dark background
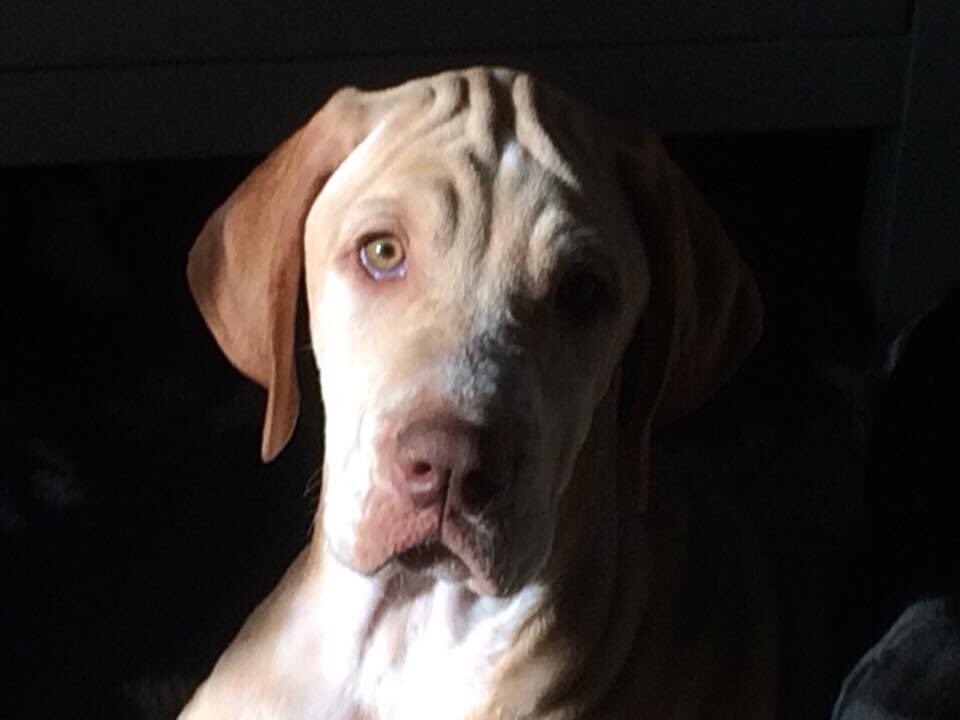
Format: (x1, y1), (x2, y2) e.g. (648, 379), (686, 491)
(2, 2), (958, 718)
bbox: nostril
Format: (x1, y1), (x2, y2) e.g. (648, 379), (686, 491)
(411, 461), (432, 476)
(400, 459), (449, 506)
(458, 469), (504, 511)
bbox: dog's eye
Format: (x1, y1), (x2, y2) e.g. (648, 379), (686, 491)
(360, 235), (406, 279)
(556, 267), (613, 320)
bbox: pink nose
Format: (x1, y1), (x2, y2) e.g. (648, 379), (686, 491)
(394, 418), (505, 511)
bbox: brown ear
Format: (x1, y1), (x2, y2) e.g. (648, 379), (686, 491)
(187, 88), (372, 462)
(617, 133), (763, 504)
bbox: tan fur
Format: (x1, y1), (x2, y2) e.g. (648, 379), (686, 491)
(180, 67), (773, 719)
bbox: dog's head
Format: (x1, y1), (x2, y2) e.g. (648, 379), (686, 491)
(188, 68), (762, 597)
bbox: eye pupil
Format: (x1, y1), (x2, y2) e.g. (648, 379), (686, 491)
(360, 235), (406, 277)
(577, 277), (597, 302)
(557, 270), (609, 319)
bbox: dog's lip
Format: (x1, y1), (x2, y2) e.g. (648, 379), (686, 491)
(340, 478), (506, 593)
(395, 540), (470, 581)
(388, 519), (501, 594)
(440, 515), (502, 595)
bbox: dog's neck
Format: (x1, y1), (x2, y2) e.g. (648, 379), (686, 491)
(296, 405), (649, 719)
(285, 537), (541, 719)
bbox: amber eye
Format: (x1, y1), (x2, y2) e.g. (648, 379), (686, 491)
(359, 235), (406, 278)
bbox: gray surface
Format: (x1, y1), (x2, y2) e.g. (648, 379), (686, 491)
(859, 0), (960, 337)
(0, 0), (909, 69)
(834, 599), (960, 720)
(0, 38), (909, 165)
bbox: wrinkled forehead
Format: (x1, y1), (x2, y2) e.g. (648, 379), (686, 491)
(363, 69), (610, 188)
(308, 70), (633, 257)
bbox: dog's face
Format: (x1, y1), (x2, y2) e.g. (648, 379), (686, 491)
(187, 67), (762, 599)
(304, 75), (648, 595)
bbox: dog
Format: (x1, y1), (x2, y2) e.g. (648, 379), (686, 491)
(179, 67), (774, 719)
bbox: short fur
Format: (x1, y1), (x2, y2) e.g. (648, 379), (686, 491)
(180, 67), (772, 719)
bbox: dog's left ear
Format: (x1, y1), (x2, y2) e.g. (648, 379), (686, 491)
(616, 133), (763, 504)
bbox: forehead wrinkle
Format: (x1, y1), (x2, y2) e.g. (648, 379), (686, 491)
(432, 146), (492, 265)
(464, 70), (498, 161)
(388, 170), (463, 258)
(511, 75), (580, 189)
(455, 157), (551, 315)
(463, 68), (517, 163)
(522, 205), (581, 287)
(426, 73), (469, 127)
(425, 176), (460, 252)
(322, 76), (478, 207)
(532, 206), (591, 250)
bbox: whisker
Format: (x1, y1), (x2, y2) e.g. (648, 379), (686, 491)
(302, 467), (322, 501)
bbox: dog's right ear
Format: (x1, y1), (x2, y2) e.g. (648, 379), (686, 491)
(187, 88), (376, 462)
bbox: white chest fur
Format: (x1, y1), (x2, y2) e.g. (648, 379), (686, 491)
(273, 556), (543, 720)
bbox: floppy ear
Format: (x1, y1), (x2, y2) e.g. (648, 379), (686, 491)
(187, 88), (372, 462)
(617, 133), (763, 506)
